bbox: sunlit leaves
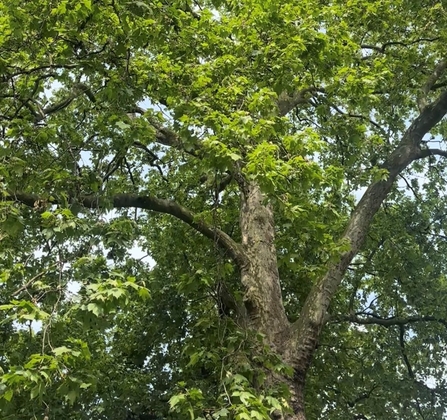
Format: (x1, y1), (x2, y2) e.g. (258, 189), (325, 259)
(0, 300), (50, 323)
(1, 339), (95, 408)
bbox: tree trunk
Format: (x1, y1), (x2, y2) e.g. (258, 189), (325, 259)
(239, 181), (290, 346)
(235, 91), (447, 419)
(238, 181), (307, 419)
(236, 145), (423, 419)
(287, 380), (307, 420)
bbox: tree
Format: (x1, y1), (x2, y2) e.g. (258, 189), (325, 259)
(1, 0), (447, 418)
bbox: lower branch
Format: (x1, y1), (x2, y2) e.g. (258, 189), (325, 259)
(330, 313), (447, 329)
(8, 191), (247, 268)
(417, 148), (447, 159)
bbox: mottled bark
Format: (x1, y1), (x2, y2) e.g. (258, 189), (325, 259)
(239, 181), (290, 345)
(286, 380), (306, 420)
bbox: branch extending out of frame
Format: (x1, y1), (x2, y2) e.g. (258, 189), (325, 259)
(360, 37), (439, 54)
(431, 80), (447, 91)
(416, 148), (447, 159)
(290, 87), (447, 381)
(292, 91), (447, 360)
(3, 63), (79, 79)
(8, 192), (248, 268)
(418, 58), (447, 111)
(330, 313), (447, 329)
(422, 59), (447, 96)
(329, 102), (387, 137)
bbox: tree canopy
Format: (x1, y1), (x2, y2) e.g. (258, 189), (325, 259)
(2, 0), (447, 419)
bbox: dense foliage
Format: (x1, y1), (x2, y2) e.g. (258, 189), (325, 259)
(2, 0), (447, 419)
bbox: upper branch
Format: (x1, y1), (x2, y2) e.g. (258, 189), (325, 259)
(277, 87), (322, 116)
(418, 58), (447, 111)
(408, 89), (447, 140)
(9, 192), (247, 268)
(130, 106), (201, 157)
(360, 37), (439, 55)
(288, 87), (447, 377)
(28, 83), (96, 121)
(328, 102), (387, 137)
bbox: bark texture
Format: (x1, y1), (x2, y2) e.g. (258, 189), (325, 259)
(239, 181), (290, 344)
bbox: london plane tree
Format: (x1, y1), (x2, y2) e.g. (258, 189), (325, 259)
(1, 0), (447, 419)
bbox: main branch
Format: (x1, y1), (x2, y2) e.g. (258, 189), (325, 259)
(9, 192), (247, 268)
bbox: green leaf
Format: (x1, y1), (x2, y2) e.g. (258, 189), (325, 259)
(138, 287), (150, 299)
(169, 394), (185, 409)
(213, 408), (230, 418)
(66, 389), (78, 405)
(3, 389), (13, 402)
(86, 303), (103, 317)
(116, 121), (131, 130)
(30, 384), (41, 400)
(52, 346), (72, 356)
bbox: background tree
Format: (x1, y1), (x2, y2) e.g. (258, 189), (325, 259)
(1, 0), (447, 419)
